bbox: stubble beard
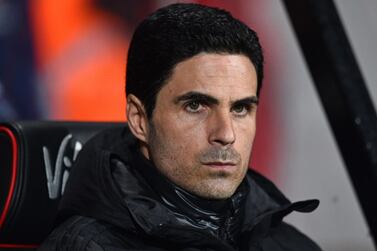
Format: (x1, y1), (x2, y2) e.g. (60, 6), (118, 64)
(146, 121), (248, 200)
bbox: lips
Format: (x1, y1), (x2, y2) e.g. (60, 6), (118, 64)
(202, 162), (237, 170)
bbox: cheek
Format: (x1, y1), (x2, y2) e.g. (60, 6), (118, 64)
(236, 121), (256, 156)
(151, 121), (200, 164)
(149, 128), (202, 185)
(156, 112), (207, 148)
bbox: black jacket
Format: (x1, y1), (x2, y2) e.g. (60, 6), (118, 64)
(39, 127), (322, 251)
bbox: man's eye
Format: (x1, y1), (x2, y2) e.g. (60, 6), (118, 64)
(185, 101), (202, 113)
(232, 105), (249, 116)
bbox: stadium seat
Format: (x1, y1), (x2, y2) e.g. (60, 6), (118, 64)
(0, 121), (123, 250)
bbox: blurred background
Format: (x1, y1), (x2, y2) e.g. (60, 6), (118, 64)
(0, 0), (376, 250)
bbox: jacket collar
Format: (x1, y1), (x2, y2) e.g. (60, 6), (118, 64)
(111, 133), (319, 236)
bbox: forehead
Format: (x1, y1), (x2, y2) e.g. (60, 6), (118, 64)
(161, 53), (258, 101)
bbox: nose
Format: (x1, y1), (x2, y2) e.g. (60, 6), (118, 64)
(208, 111), (236, 146)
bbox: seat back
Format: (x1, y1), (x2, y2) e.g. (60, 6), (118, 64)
(0, 121), (124, 249)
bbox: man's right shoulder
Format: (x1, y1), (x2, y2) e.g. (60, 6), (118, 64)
(38, 216), (138, 251)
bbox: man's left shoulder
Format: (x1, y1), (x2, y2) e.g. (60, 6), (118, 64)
(261, 222), (322, 251)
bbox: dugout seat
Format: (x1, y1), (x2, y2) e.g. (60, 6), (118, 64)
(0, 121), (124, 250)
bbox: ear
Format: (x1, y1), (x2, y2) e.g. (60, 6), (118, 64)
(126, 94), (149, 143)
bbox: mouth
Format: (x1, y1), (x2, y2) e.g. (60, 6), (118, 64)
(202, 162), (237, 170)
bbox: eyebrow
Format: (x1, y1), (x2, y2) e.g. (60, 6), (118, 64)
(174, 91), (219, 105)
(174, 91), (259, 106)
(231, 96), (259, 107)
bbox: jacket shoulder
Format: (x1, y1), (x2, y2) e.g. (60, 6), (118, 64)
(38, 216), (105, 251)
(261, 222), (322, 251)
(39, 216), (169, 251)
(38, 216), (141, 251)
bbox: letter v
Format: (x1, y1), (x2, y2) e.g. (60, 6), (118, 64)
(43, 134), (72, 199)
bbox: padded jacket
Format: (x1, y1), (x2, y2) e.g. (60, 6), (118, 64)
(39, 127), (322, 251)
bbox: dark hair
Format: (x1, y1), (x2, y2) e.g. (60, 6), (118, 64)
(126, 3), (264, 118)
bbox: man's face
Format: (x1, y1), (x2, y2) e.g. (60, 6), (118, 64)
(145, 53), (258, 199)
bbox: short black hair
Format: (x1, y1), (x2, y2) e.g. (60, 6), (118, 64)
(126, 3), (264, 118)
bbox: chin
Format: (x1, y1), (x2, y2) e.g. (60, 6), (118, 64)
(192, 184), (238, 200)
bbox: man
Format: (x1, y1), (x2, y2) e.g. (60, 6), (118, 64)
(40, 3), (322, 250)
